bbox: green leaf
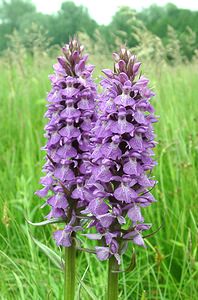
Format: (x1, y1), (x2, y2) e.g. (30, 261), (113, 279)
(140, 290), (147, 300)
(13, 272), (25, 300)
(125, 249), (136, 273)
(78, 280), (98, 300)
(26, 218), (65, 226)
(31, 236), (64, 270)
(143, 222), (164, 239)
(112, 249), (136, 273)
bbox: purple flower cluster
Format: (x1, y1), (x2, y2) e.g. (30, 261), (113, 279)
(84, 48), (158, 263)
(36, 41), (158, 262)
(36, 38), (96, 246)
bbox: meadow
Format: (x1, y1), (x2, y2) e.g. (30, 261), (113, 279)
(0, 50), (198, 300)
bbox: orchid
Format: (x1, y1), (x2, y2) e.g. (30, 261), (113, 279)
(32, 41), (158, 300)
(36, 38), (96, 243)
(85, 47), (158, 299)
(35, 38), (96, 300)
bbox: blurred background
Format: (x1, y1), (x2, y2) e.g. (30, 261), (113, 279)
(1, 0), (198, 63)
(0, 0), (198, 299)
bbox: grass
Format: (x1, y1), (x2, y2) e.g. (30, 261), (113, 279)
(0, 52), (198, 300)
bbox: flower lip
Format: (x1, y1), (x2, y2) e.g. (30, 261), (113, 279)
(112, 135), (120, 143)
(81, 89), (92, 97)
(122, 175), (132, 184)
(100, 115), (108, 121)
(123, 86), (132, 94)
(65, 118), (74, 124)
(81, 153), (89, 159)
(118, 107), (127, 117)
(84, 111), (92, 117)
(136, 126), (148, 133)
(66, 76), (76, 86)
(66, 99), (75, 105)
(76, 177), (84, 184)
(93, 190), (107, 198)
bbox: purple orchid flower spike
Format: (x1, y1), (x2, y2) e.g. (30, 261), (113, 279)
(35, 38), (97, 246)
(87, 47), (158, 269)
(34, 37), (98, 300)
(32, 40), (158, 300)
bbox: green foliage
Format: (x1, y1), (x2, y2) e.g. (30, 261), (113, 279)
(0, 0), (36, 27)
(0, 0), (198, 62)
(51, 1), (98, 45)
(166, 25), (182, 64)
(132, 23), (166, 66)
(106, 6), (142, 48)
(0, 0), (98, 52)
(138, 3), (198, 60)
(180, 26), (197, 60)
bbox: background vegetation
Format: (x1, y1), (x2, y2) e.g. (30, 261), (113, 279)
(0, 0), (198, 299)
(0, 0), (198, 62)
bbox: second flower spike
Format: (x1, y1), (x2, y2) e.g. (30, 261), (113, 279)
(36, 38), (97, 246)
(86, 47), (158, 263)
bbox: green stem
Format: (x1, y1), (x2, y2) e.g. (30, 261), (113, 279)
(107, 256), (119, 300)
(64, 238), (76, 300)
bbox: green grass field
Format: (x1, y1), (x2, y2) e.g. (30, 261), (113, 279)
(0, 54), (198, 300)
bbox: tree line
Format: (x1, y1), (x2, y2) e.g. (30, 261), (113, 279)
(0, 0), (197, 60)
